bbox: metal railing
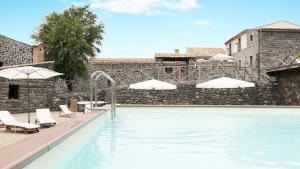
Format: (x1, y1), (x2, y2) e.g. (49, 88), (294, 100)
(90, 71), (116, 120)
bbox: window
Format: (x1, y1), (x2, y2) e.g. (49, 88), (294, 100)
(107, 80), (111, 87)
(9, 85), (19, 99)
(238, 38), (241, 52)
(250, 35), (253, 41)
(0, 62), (3, 67)
(250, 56), (253, 66)
(165, 67), (173, 74)
(228, 44), (232, 56)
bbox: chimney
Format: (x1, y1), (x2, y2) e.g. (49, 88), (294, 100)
(32, 43), (45, 64)
(175, 49), (179, 54)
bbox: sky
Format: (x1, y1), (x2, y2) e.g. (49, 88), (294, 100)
(0, 0), (300, 58)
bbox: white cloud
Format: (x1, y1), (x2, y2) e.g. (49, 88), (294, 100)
(196, 19), (212, 26)
(89, 0), (200, 14)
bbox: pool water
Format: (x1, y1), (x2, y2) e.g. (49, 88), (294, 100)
(25, 107), (300, 169)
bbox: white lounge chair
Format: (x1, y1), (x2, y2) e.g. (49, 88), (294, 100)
(85, 104), (91, 113)
(35, 109), (56, 127)
(59, 105), (76, 117)
(0, 111), (40, 134)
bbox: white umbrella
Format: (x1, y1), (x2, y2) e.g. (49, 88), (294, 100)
(129, 79), (177, 90)
(210, 53), (234, 61)
(0, 66), (63, 123)
(196, 77), (255, 89)
(196, 59), (209, 63)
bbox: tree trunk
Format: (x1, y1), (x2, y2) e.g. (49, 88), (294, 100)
(66, 80), (73, 92)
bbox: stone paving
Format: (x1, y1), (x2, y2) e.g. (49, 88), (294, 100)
(0, 111), (85, 149)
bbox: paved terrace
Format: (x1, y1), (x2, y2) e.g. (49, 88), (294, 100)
(0, 109), (107, 169)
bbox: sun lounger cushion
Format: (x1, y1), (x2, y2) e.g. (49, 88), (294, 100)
(59, 105), (76, 117)
(15, 122), (40, 129)
(36, 109), (56, 125)
(0, 111), (40, 129)
(0, 111), (18, 125)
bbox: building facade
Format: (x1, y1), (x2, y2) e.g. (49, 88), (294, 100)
(225, 21), (300, 70)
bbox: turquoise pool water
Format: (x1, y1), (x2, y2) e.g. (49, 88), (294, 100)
(25, 107), (300, 169)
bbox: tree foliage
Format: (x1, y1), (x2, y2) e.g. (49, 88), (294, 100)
(32, 5), (104, 91)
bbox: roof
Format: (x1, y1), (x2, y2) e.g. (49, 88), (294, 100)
(93, 58), (155, 63)
(267, 63), (300, 76)
(0, 61), (55, 70)
(225, 20), (300, 44)
(186, 48), (225, 57)
(0, 34), (32, 47)
(155, 53), (192, 58)
(32, 42), (44, 47)
(256, 20), (300, 30)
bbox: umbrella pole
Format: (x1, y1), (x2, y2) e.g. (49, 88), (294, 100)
(27, 75), (30, 123)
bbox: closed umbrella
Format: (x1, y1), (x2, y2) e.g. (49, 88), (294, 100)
(0, 66), (63, 123)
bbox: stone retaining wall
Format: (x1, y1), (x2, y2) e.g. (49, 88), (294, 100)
(98, 84), (280, 105)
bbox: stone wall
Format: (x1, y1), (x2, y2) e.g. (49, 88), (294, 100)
(0, 79), (57, 113)
(98, 84), (280, 105)
(271, 67), (300, 105)
(260, 30), (300, 69)
(0, 34), (33, 66)
(0, 62), (61, 113)
(71, 60), (259, 93)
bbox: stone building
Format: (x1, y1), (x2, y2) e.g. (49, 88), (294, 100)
(0, 35), (52, 113)
(267, 63), (300, 105)
(225, 20), (300, 70)
(0, 61), (58, 113)
(155, 49), (196, 82)
(0, 34), (44, 66)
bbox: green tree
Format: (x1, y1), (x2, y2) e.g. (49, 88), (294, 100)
(32, 5), (104, 91)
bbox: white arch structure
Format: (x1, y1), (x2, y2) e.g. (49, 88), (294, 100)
(90, 71), (116, 119)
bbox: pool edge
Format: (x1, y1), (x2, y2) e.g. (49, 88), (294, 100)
(0, 110), (109, 169)
(117, 104), (300, 108)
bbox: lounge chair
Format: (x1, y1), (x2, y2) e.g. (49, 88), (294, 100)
(0, 111), (40, 134)
(59, 105), (76, 117)
(85, 104), (91, 113)
(35, 109), (56, 127)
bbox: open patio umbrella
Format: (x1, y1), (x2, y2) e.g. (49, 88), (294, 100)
(210, 53), (234, 61)
(0, 66), (63, 123)
(196, 77), (255, 89)
(196, 59), (209, 63)
(129, 79), (177, 90)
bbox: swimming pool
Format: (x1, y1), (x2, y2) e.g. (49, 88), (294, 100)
(25, 106), (300, 169)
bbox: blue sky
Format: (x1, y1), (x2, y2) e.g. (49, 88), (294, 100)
(0, 0), (299, 58)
